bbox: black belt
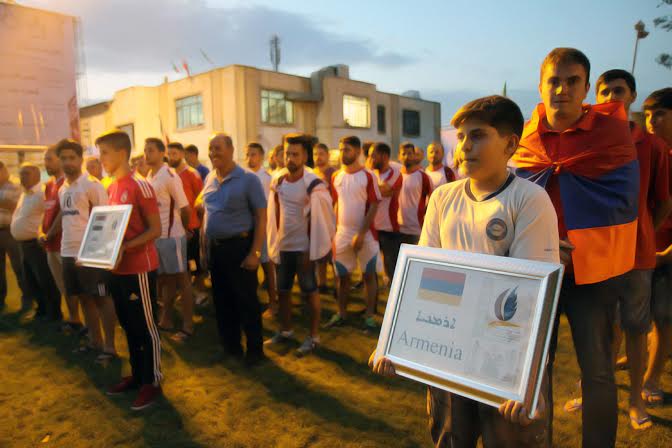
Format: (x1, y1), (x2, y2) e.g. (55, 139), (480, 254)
(210, 231), (251, 245)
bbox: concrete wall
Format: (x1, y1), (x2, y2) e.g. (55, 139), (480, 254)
(79, 64), (441, 167)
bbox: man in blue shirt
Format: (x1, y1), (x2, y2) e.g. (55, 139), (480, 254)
(185, 144), (210, 182)
(202, 133), (267, 365)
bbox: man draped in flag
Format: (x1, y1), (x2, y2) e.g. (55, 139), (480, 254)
(511, 48), (639, 448)
(265, 133), (335, 356)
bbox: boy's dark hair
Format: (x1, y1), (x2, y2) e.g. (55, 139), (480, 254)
(246, 142), (265, 155)
(541, 47), (591, 84)
(643, 88), (672, 111)
(284, 133), (314, 154)
(339, 135), (361, 149)
(451, 95), (524, 138)
(167, 142), (184, 152)
(596, 69), (636, 94)
(399, 141), (415, 152)
(95, 130), (132, 158)
(54, 138), (83, 158)
(184, 144), (199, 155)
(145, 137), (166, 152)
(314, 142), (329, 152)
(373, 142), (391, 157)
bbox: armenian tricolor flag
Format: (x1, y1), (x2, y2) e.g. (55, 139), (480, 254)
(512, 102), (639, 285)
(417, 268), (466, 305)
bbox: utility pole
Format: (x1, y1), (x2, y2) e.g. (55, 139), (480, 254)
(270, 35), (280, 72)
(632, 20), (649, 75)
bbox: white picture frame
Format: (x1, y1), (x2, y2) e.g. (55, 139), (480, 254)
(76, 205), (132, 270)
(374, 244), (564, 418)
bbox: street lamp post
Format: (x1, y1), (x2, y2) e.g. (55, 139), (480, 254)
(632, 20), (649, 75)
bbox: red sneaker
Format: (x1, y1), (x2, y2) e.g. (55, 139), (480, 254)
(130, 384), (162, 411)
(106, 376), (138, 396)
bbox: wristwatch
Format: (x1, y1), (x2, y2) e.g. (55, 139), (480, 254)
(253, 250), (262, 258)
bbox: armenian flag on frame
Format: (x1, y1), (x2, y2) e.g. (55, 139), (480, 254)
(417, 268), (466, 305)
(511, 101), (639, 285)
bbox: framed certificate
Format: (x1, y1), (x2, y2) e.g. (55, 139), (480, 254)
(374, 244), (564, 418)
(76, 205), (132, 270)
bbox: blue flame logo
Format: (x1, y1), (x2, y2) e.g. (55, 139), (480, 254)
(494, 286), (518, 321)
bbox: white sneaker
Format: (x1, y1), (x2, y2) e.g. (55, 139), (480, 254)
(264, 330), (294, 346)
(296, 336), (319, 357)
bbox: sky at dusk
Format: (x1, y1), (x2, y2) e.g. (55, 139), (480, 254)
(23, 0), (672, 124)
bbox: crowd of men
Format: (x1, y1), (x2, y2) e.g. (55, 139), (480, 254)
(0, 47), (671, 447)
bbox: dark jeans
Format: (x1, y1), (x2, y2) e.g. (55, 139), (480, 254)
(0, 228), (28, 305)
(378, 231), (419, 279)
(208, 235), (263, 357)
(18, 239), (61, 320)
(548, 275), (619, 448)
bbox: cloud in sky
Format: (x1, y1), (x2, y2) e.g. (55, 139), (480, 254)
(49, 0), (413, 74)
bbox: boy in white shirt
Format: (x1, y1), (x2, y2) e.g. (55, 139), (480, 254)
(371, 96), (559, 447)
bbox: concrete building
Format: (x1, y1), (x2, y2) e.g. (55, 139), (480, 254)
(79, 64), (441, 163)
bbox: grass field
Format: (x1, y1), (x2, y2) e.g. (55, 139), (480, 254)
(1, 267), (671, 448)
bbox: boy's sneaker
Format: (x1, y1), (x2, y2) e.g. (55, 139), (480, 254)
(130, 384), (162, 411)
(106, 376), (139, 396)
(324, 314), (346, 329)
(264, 330), (294, 346)
(296, 336), (319, 357)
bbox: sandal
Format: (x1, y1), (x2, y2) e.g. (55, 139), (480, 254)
(630, 414), (652, 431)
(72, 344), (97, 354)
(642, 387), (664, 406)
(563, 397), (582, 413)
(95, 352), (119, 363)
(170, 331), (192, 343)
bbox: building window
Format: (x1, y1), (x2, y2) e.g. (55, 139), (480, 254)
(176, 95), (204, 129)
(261, 90), (293, 125)
(377, 105), (386, 134)
(118, 123), (135, 149)
(343, 94), (370, 128)
(402, 109), (420, 137)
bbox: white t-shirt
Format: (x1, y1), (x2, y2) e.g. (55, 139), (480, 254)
(10, 184), (44, 241)
(425, 165), (454, 190)
(148, 164), (189, 238)
(374, 166), (402, 233)
(250, 167), (272, 199)
(398, 169), (432, 236)
(419, 176), (559, 263)
(59, 174), (108, 257)
(332, 168), (381, 237)
(275, 174), (310, 252)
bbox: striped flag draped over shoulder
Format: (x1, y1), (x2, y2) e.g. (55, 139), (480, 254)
(512, 102), (639, 285)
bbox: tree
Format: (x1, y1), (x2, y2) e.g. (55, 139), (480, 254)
(655, 0), (672, 68)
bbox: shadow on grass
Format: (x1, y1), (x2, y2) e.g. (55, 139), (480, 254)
(244, 358), (411, 438)
(0, 309), (209, 448)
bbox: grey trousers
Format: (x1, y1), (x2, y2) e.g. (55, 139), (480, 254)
(0, 228), (29, 306)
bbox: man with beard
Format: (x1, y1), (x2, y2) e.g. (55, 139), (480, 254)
(325, 136), (381, 331)
(425, 142), (456, 189)
(145, 138), (194, 342)
(166, 142), (207, 307)
(265, 133), (335, 356)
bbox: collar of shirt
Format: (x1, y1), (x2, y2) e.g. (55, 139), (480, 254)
(528, 103), (597, 137)
(214, 164), (244, 185)
(64, 173), (85, 188)
(23, 183), (43, 195)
